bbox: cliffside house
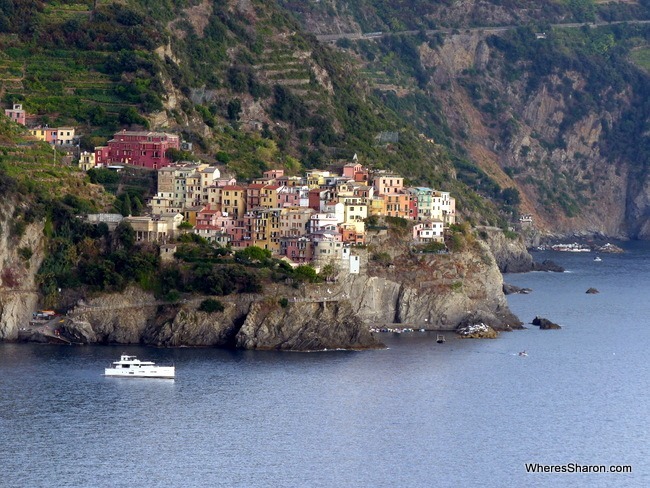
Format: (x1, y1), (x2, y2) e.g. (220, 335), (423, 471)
(30, 126), (76, 145)
(5, 104), (26, 126)
(100, 130), (180, 169)
(124, 214), (184, 243)
(413, 221), (445, 243)
(79, 151), (96, 171)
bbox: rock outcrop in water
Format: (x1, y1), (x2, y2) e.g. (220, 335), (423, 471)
(532, 316), (562, 330)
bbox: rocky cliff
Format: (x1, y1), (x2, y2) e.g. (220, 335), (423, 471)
(341, 238), (522, 331)
(0, 201), (46, 341)
(476, 226), (533, 273)
(61, 287), (381, 351)
(418, 31), (633, 238)
(38, 228), (523, 350)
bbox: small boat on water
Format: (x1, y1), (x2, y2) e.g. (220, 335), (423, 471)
(518, 351), (528, 357)
(104, 354), (175, 379)
(594, 256), (602, 262)
(436, 334), (446, 344)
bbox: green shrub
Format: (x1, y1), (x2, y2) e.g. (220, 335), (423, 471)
(198, 298), (225, 313)
(279, 297), (289, 308)
(18, 247), (33, 261)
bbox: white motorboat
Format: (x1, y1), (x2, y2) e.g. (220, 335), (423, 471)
(104, 354), (175, 379)
(593, 256), (602, 262)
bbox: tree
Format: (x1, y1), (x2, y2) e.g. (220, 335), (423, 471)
(319, 263), (337, 282)
(294, 265), (318, 283)
(121, 194), (132, 217)
(198, 299), (225, 313)
(235, 246), (271, 264)
(227, 98), (242, 121)
(113, 221), (135, 250)
(501, 187), (521, 206)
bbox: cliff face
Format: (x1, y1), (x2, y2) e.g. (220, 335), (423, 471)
(53, 230), (522, 349)
(0, 201), (46, 341)
(63, 287), (381, 351)
(236, 300), (382, 351)
(419, 32), (633, 238)
(476, 226), (534, 273)
(339, 240), (521, 331)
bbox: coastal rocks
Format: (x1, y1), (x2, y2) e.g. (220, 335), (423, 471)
(532, 316), (562, 329)
(59, 318), (97, 344)
(144, 303), (243, 347)
(503, 284), (532, 295)
(67, 286), (160, 343)
(586, 288), (600, 294)
(235, 300), (383, 351)
(597, 243), (624, 253)
(477, 227), (534, 273)
(531, 260), (565, 272)
(457, 323), (498, 339)
(347, 240), (523, 332)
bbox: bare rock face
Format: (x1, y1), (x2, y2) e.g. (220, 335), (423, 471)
(236, 300), (382, 351)
(237, 301), (383, 351)
(67, 287), (159, 344)
(0, 202), (46, 341)
(341, 239), (522, 332)
(144, 303), (243, 347)
(477, 227), (533, 273)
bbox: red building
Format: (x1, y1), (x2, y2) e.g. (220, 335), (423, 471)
(101, 130), (180, 169)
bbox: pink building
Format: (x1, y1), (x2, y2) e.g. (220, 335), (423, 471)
(102, 130), (180, 169)
(5, 104), (26, 126)
(342, 162), (363, 179)
(263, 169), (285, 179)
(277, 186), (309, 207)
(280, 236), (313, 263)
(196, 206), (221, 227)
(246, 183), (265, 209)
(373, 174), (404, 196)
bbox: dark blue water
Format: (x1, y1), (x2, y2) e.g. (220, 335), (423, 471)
(1, 243), (648, 487)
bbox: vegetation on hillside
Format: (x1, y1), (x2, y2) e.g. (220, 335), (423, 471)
(280, 0), (650, 32)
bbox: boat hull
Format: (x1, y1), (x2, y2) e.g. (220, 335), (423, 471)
(104, 367), (175, 379)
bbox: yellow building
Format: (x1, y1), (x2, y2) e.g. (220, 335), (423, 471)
(260, 185), (280, 209)
(368, 197), (386, 217)
(222, 185), (246, 219)
(78, 151), (96, 171)
(251, 208), (281, 252)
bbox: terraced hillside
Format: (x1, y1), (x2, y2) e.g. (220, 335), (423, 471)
(2, 1), (546, 230)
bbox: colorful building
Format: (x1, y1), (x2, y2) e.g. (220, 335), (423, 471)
(102, 130), (180, 169)
(30, 126), (76, 145)
(5, 104), (26, 126)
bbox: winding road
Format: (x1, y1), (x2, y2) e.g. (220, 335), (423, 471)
(315, 19), (650, 42)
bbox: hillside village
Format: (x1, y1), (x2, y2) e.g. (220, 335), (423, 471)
(4, 104), (456, 268)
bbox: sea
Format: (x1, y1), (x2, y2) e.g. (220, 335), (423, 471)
(1, 242), (648, 488)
